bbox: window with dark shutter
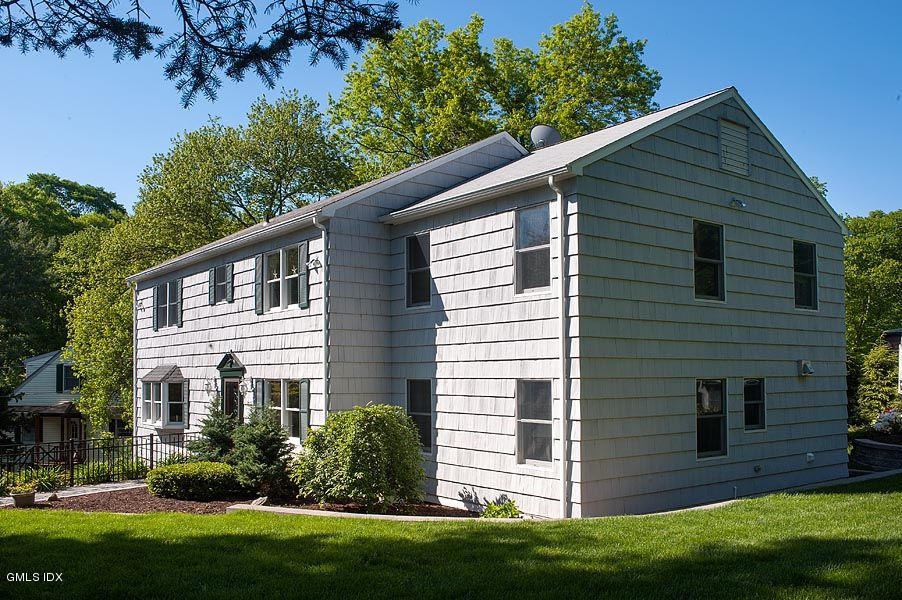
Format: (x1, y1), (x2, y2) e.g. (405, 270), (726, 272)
(406, 234), (431, 307)
(212, 265), (229, 303)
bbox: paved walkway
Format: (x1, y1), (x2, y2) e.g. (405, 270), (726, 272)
(1, 480), (145, 506)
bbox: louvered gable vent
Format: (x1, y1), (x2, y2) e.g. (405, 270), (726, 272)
(719, 119), (749, 175)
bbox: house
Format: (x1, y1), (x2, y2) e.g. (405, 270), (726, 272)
(4, 350), (130, 446)
(128, 87), (848, 518)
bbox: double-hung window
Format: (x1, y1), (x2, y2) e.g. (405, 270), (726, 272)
(515, 205), (551, 293)
(264, 379), (310, 442)
(141, 379), (188, 427)
(265, 251), (281, 310)
(793, 241), (817, 309)
(406, 233), (431, 307)
(697, 379), (727, 457)
(285, 246), (301, 306)
(167, 382), (184, 424)
(517, 380), (552, 464)
(407, 380), (432, 452)
(61, 365), (79, 391)
(213, 265), (229, 303)
(744, 378), (765, 431)
(155, 280), (180, 328)
(693, 221), (725, 301)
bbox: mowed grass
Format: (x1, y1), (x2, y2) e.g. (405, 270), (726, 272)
(3, 477), (902, 600)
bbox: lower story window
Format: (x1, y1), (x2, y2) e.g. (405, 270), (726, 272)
(517, 380), (552, 463)
(407, 380), (432, 452)
(697, 379), (727, 457)
(141, 380), (187, 427)
(744, 378), (766, 430)
(264, 379), (310, 441)
(168, 382), (184, 424)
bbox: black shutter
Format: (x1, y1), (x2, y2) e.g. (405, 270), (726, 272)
(56, 364), (64, 393)
(175, 278), (183, 328)
(208, 268), (215, 305)
(299, 241), (309, 308)
(254, 254), (264, 315)
(152, 285), (159, 331)
(226, 263), (234, 303)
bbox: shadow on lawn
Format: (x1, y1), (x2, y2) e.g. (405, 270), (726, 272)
(1, 519), (901, 600)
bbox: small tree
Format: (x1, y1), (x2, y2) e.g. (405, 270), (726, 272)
(188, 400), (238, 462)
(291, 403), (424, 508)
(226, 407), (294, 496)
(855, 342), (901, 425)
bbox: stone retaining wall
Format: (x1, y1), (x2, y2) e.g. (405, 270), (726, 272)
(851, 438), (902, 471)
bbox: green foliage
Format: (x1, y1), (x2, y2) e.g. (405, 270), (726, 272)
(8, 466), (67, 492)
(8, 480), (37, 495)
(146, 461), (240, 501)
(482, 499), (522, 519)
(854, 342), (901, 425)
(188, 401), (239, 462)
(291, 403), (425, 508)
(72, 458), (148, 485)
(330, 3), (660, 178)
(157, 453), (192, 467)
(226, 407), (294, 496)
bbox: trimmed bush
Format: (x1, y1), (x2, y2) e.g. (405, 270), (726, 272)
(482, 500), (521, 519)
(291, 403), (424, 508)
(158, 453), (192, 467)
(146, 461), (239, 500)
(226, 407), (294, 497)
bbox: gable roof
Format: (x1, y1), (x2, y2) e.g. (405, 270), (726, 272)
(127, 133), (527, 284)
(384, 87), (848, 235)
(12, 350), (62, 397)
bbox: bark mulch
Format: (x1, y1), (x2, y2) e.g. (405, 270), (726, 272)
(5, 487), (251, 515)
(5, 486), (476, 517)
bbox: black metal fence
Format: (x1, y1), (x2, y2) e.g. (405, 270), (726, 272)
(0, 432), (200, 491)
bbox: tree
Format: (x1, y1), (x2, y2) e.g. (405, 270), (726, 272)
(0, 1), (403, 106)
(0, 217), (63, 396)
(330, 3), (661, 178)
(854, 341), (901, 425)
(26, 173), (124, 217)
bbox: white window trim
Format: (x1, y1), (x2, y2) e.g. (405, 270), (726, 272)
(692, 220), (727, 304)
(141, 380), (187, 429)
(514, 204), (553, 297)
(515, 379), (554, 468)
(696, 378), (729, 461)
(156, 280), (179, 328)
(213, 264), (229, 304)
(264, 246), (304, 313)
(406, 378), (434, 456)
(792, 239), (819, 312)
(264, 379), (309, 443)
(743, 377), (767, 433)
(405, 232), (432, 309)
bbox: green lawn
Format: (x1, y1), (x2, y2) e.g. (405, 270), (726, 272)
(3, 477), (902, 599)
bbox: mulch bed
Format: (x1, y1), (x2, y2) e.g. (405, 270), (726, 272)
(5, 487), (476, 517)
(5, 487), (251, 515)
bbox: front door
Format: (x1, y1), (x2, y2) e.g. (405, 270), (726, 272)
(223, 379), (241, 418)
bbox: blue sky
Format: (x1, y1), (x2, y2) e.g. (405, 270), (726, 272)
(1, 1), (899, 217)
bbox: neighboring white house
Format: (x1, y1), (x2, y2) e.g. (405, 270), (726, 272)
(5, 350), (130, 446)
(128, 87), (849, 518)
(883, 329), (902, 396)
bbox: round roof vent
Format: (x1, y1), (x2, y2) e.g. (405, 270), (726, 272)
(530, 124), (562, 149)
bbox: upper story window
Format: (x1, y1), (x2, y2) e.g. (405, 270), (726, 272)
(406, 233), (431, 307)
(719, 119), (750, 176)
(210, 264), (233, 304)
(697, 379), (727, 458)
(793, 241), (818, 310)
(515, 204), (551, 294)
(406, 379), (432, 452)
(55, 364), (79, 392)
(154, 279), (181, 329)
(693, 221), (724, 301)
(516, 379), (552, 464)
(257, 243), (309, 314)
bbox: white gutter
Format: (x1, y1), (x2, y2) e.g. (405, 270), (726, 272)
(312, 214), (331, 421)
(548, 174), (570, 519)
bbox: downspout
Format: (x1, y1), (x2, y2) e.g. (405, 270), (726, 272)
(548, 174), (570, 519)
(131, 281), (138, 431)
(313, 214), (331, 421)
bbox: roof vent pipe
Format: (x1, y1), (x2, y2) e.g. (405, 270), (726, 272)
(531, 125), (562, 149)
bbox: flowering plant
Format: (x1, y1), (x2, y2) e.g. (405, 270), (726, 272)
(873, 409), (902, 435)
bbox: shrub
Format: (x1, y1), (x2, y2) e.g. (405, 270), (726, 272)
(482, 500), (521, 519)
(158, 453), (192, 467)
(291, 403), (424, 508)
(226, 407), (294, 497)
(188, 401), (238, 462)
(855, 343), (901, 425)
(13, 466), (67, 492)
(874, 409), (902, 435)
(146, 461), (239, 500)
(9, 480), (37, 495)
